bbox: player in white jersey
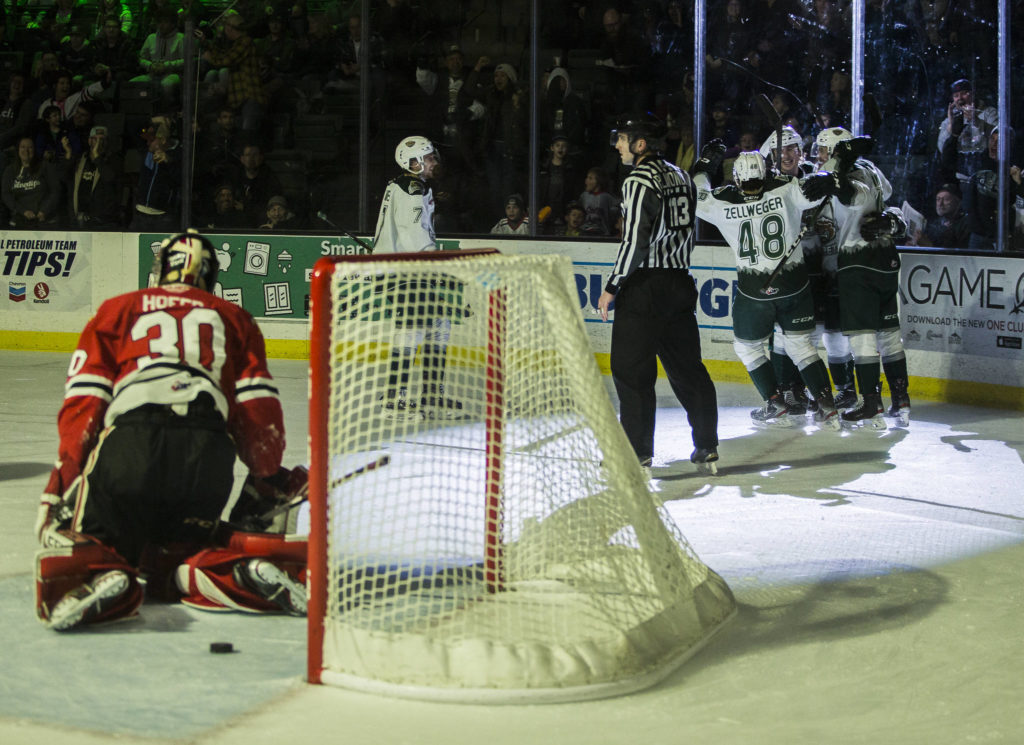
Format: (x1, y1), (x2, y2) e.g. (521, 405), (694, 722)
(692, 143), (840, 430)
(803, 133), (910, 428)
(372, 136), (464, 420)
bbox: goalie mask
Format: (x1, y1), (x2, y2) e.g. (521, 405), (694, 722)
(394, 136), (437, 173)
(733, 151), (767, 194)
(154, 229), (219, 291)
(813, 127), (852, 165)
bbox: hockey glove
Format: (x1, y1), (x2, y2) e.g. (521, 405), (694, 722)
(229, 465), (309, 532)
(860, 207), (908, 242)
(691, 138), (727, 181)
(801, 172), (841, 201)
(830, 136), (873, 172)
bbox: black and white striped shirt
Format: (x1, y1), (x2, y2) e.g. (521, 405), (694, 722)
(605, 155), (696, 294)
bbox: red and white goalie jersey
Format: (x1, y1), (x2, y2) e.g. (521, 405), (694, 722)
(47, 284), (284, 496)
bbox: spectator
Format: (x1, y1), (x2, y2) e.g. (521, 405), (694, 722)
(579, 166), (620, 236)
(2, 137), (61, 228)
(92, 0), (132, 38)
(259, 194), (300, 230)
(0, 73), (35, 159)
(491, 193), (530, 235)
(93, 13), (139, 85)
(540, 66), (588, 153)
(538, 134), (584, 234)
(35, 104), (81, 164)
(28, 52), (62, 116)
(958, 126), (1017, 251)
(293, 13), (337, 84)
(203, 182), (248, 229)
(65, 124), (123, 229)
(653, 0), (694, 101)
(705, 0), (752, 106)
(36, 68), (109, 122)
(706, 100), (739, 153)
(936, 78), (998, 185)
(132, 8), (185, 107)
(472, 59), (528, 217)
(597, 7), (653, 112)
(67, 102), (95, 145)
(197, 105), (243, 182)
(559, 200), (586, 237)
(197, 11), (267, 136)
(255, 12), (296, 100)
(232, 142), (283, 225)
(325, 14), (384, 94)
(58, 24), (94, 84)
(131, 116), (180, 232)
(665, 112), (696, 171)
(905, 182), (970, 249)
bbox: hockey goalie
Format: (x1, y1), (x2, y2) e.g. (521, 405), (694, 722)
(34, 229), (308, 631)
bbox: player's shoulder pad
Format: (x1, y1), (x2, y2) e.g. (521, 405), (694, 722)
(709, 184), (746, 203)
(395, 174), (426, 196)
(763, 174), (794, 194)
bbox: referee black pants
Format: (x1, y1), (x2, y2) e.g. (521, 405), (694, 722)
(610, 269), (719, 461)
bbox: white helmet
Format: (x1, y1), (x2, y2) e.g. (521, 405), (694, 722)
(813, 127), (853, 162)
(733, 151), (767, 190)
(394, 136), (436, 172)
(759, 125), (802, 159)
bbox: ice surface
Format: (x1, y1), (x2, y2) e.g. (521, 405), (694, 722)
(1, 350), (1021, 744)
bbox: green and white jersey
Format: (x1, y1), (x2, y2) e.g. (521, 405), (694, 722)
(832, 159), (900, 274)
(695, 172), (823, 300)
(372, 173), (437, 253)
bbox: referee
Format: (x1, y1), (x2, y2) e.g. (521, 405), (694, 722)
(597, 114), (720, 475)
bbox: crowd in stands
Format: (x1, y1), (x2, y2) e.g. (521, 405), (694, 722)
(0, 0), (1020, 248)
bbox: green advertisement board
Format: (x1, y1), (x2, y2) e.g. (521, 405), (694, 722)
(139, 233), (464, 320)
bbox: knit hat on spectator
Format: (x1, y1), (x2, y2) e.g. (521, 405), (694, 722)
(268, 195), (288, 208)
(495, 63), (517, 84)
(936, 182), (961, 200)
(950, 79), (972, 93)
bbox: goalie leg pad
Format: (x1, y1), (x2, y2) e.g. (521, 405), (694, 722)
(176, 532), (307, 613)
(36, 539), (143, 627)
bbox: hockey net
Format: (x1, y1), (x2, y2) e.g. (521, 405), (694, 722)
(307, 250), (735, 703)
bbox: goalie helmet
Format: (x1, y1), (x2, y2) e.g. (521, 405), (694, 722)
(759, 125), (803, 160)
(733, 151), (767, 193)
(813, 127), (853, 163)
(394, 136), (437, 173)
(154, 229), (219, 291)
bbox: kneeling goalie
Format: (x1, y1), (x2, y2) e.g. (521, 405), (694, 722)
(34, 230), (309, 631)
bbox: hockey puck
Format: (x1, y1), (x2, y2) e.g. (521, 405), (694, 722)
(210, 642), (235, 654)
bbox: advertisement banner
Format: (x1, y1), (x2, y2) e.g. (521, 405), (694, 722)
(2, 232), (91, 311)
(900, 252), (1024, 359)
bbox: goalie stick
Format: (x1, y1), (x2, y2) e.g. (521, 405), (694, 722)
(256, 455), (391, 524)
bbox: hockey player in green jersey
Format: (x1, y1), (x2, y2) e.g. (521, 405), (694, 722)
(692, 142), (841, 430)
(802, 132), (910, 428)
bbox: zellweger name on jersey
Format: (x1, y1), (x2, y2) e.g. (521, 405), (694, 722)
(695, 174), (820, 300)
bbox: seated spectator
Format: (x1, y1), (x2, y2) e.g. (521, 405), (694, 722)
(65, 124), (124, 229)
(196, 105), (243, 184)
(325, 14), (384, 94)
(36, 104), (81, 164)
(905, 183), (970, 249)
(959, 126), (1017, 251)
(93, 13), (139, 85)
(68, 103), (95, 145)
(28, 52), (62, 115)
(579, 166), (619, 236)
(259, 194), (301, 230)
(131, 116), (180, 232)
(0, 73), (35, 161)
(255, 12), (296, 99)
(598, 7), (653, 112)
(203, 183), (248, 230)
(2, 137), (61, 228)
(92, 0), (133, 39)
(58, 24), (94, 84)
(491, 193), (530, 235)
(936, 78), (998, 185)
(197, 11), (268, 135)
(131, 8), (185, 107)
(231, 142), (283, 224)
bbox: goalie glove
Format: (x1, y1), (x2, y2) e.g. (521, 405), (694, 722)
(691, 138), (727, 181)
(229, 465), (309, 532)
(860, 207), (908, 242)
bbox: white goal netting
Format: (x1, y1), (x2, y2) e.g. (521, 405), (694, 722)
(307, 250), (735, 703)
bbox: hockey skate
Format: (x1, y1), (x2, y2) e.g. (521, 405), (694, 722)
(233, 558), (307, 616)
(885, 379), (911, 427)
(49, 570), (131, 631)
(783, 385), (810, 416)
(834, 384), (858, 410)
(380, 390), (422, 422)
(813, 401), (842, 431)
(750, 394), (794, 428)
(690, 447), (719, 475)
(841, 393), (886, 430)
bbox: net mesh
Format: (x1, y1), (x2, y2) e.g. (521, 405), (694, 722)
(311, 252), (735, 702)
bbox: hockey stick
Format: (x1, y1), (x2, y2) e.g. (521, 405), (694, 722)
(256, 455), (391, 523)
(316, 211), (375, 254)
(754, 92), (783, 175)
